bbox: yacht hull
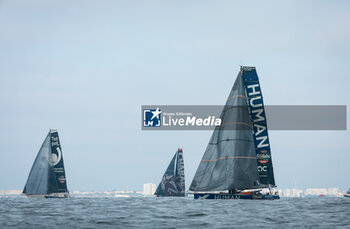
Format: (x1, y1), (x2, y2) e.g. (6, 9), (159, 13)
(24, 193), (70, 198)
(194, 193), (280, 200)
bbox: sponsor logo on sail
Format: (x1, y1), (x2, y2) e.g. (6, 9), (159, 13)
(49, 142), (62, 166)
(243, 74), (272, 180)
(161, 174), (179, 195)
(258, 165), (267, 172)
(58, 176), (66, 183)
(246, 83), (270, 149)
(257, 151), (270, 164)
(177, 151), (185, 191)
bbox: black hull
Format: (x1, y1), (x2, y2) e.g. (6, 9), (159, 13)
(156, 195), (185, 197)
(194, 193), (280, 200)
(24, 193), (70, 198)
(44, 196), (68, 199)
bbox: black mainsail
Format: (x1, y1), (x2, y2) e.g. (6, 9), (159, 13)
(23, 129), (69, 198)
(242, 67), (275, 186)
(190, 66), (276, 193)
(155, 149), (185, 197)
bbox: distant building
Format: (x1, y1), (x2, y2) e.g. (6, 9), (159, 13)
(0, 190), (22, 195)
(283, 188), (302, 197)
(283, 189), (292, 197)
(270, 187), (344, 197)
(304, 188), (327, 196)
(327, 188), (340, 197)
(143, 183), (156, 195)
(277, 189), (283, 196)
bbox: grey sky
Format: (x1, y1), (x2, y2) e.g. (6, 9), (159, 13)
(0, 0), (349, 191)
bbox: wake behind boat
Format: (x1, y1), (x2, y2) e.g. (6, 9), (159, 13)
(190, 66), (279, 200)
(23, 129), (70, 198)
(155, 149), (185, 197)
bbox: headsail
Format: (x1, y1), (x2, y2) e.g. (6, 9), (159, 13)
(190, 66), (275, 192)
(23, 133), (51, 195)
(155, 149), (185, 196)
(23, 129), (68, 195)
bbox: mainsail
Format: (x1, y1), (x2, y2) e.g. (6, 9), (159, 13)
(190, 66), (275, 192)
(242, 67), (275, 186)
(155, 149), (185, 196)
(23, 129), (68, 196)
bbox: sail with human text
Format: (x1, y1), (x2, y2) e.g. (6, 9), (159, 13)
(190, 66), (275, 193)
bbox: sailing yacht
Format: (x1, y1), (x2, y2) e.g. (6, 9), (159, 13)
(23, 129), (70, 198)
(155, 149), (185, 197)
(190, 66), (279, 200)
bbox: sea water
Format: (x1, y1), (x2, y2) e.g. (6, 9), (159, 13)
(0, 196), (349, 228)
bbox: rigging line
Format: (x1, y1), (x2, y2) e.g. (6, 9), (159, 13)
(209, 138), (253, 145)
(215, 121), (253, 128)
(227, 94), (246, 101)
(202, 156), (256, 162)
(221, 105), (249, 114)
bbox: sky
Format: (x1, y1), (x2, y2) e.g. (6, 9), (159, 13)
(0, 0), (349, 191)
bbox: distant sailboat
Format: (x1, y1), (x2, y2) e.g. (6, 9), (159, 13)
(344, 189), (350, 198)
(23, 129), (69, 198)
(190, 66), (279, 200)
(155, 149), (185, 197)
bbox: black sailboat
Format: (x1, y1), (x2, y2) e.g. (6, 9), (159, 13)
(23, 129), (69, 198)
(190, 66), (279, 200)
(155, 149), (185, 197)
